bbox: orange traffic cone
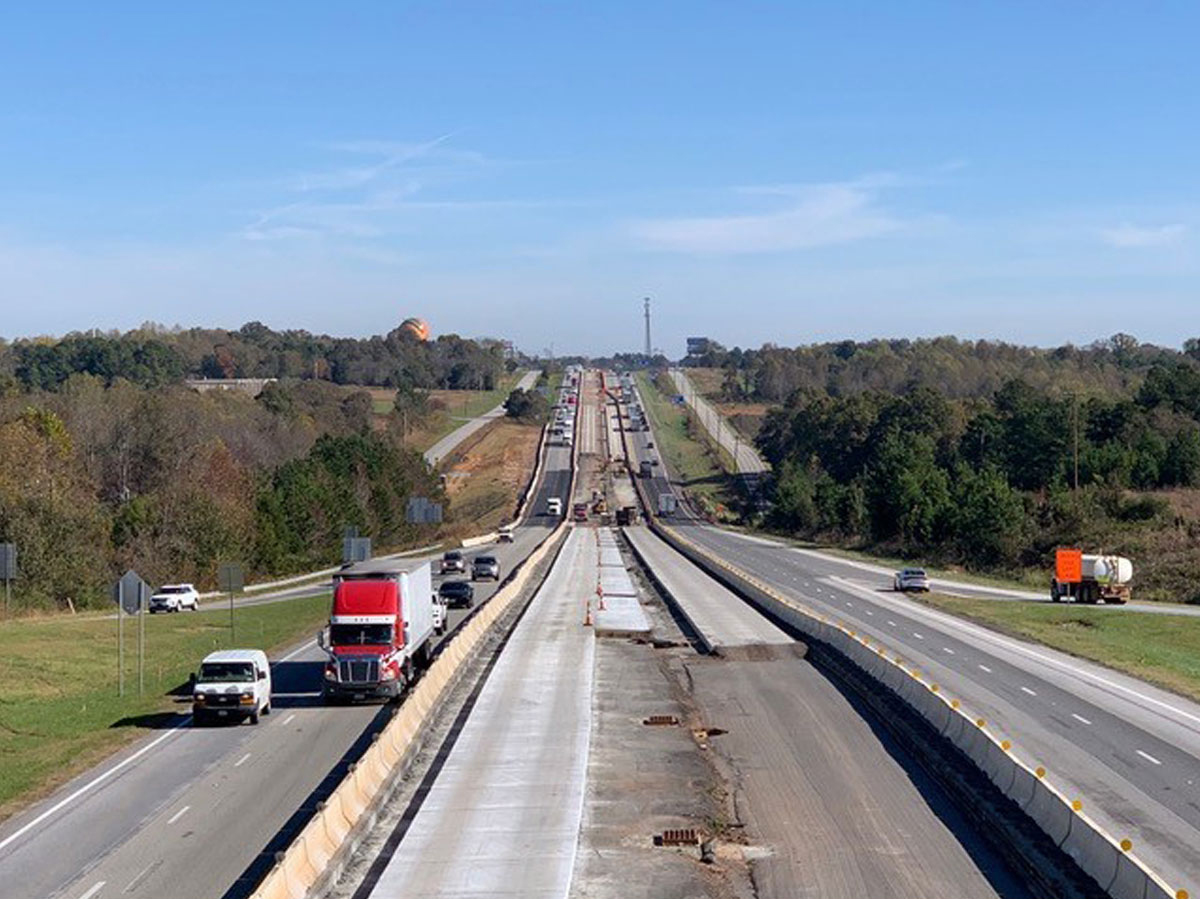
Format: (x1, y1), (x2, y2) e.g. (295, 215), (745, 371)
(584, 598), (593, 626)
(597, 581), (606, 611)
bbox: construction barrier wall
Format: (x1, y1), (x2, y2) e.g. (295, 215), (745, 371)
(247, 519), (570, 899)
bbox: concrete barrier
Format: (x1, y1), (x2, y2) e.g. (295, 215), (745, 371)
(460, 532), (499, 549)
(650, 520), (1188, 899)
(247, 518), (571, 899)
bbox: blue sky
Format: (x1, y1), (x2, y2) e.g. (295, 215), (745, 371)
(0, 2), (1196, 355)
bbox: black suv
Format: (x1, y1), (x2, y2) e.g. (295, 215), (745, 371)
(439, 579), (475, 609)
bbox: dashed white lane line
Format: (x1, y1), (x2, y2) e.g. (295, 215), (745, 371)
(1021, 686), (1037, 696)
(282, 714), (296, 726)
(978, 664), (993, 673)
(1072, 713), (1093, 725)
(864, 610), (874, 616)
(1137, 750), (1163, 766)
(234, 753), (251, 768)
(942, 647), (955, 655)
(913, 632), (925, 640)
(166, 805), (190, 825)
(78, 882), (105, 899)
(887, 620), (898, 627)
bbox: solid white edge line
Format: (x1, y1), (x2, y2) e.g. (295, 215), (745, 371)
(77, 881), (105, 899)
(0, 636), (318, 857)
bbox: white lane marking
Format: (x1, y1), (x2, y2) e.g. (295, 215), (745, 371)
(166, 805), (190, 825)
(864, 610), (874, 616)
(277, 638), (318, 663)
(282, 714), (296, 725)
(978, 664), (993, 673)
(824, 574), (1200, 730)
(124, 862), (155, 892)
(887, 620), (897, 627)
(78, 882), (105, 899)
(1072, 713), (1093, 725)
(912, 632), (925, 640)
(1021, 686), (1037, 696)
(0, 723), (188, 854)
(1137, 750), (1163, 766)
(234, 753), (251, 768)
(942, 647), (955, 655)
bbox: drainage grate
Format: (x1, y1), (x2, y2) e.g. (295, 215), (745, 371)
(656, 828), (701, 847)
(642, 714), (679, 726)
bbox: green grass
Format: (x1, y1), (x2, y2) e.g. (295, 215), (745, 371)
(415, 371), (524, 451)
(636, 372), (737, 514)
(0, 593), (331, 819)
(915, 593), (1200, 703)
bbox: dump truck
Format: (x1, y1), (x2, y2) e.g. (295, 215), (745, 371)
(616, 506), (637, 526)
(1051, 548), (1132, 605)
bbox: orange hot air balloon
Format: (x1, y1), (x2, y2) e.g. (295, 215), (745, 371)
(399, 317), (430, 341)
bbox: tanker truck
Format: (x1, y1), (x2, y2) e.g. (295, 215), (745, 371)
(1051, 548), (1132, 605)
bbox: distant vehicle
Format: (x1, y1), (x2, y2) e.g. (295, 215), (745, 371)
(639, 460), (653, 479)
(432, 593), (448, 635)
(439, 579), (475, 609)
(320, 560), (436, 702)
(440, 550), (465, 574)
(1051, 548), (1131, 604)
(546, 497), (563, 517)
(657, 493), (677, 516)
(573, 502), (589, 522)
(498, 524), (515, 543)
(150, 583), (200, 613)
(472, 554), (501, 581)
(893, 568), (930, 593)
(616, 505), (637, 526)
(646, 440), (654, 449)
(193, 649), (271, 725)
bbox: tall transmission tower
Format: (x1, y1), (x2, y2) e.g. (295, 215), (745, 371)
(643, 297), (652, 357)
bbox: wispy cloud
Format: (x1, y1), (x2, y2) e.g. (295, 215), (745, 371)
(629, 178), (906, 254)
(1099, 222), (1187, 248)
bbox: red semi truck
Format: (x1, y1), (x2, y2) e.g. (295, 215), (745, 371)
(319, 559), (439, 702)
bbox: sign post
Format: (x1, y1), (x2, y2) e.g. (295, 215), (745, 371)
(112, 570), (148, 697)
(0, 543), (16, 617)
(218, 563), (245, 642)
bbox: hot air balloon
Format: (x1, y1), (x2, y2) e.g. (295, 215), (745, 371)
(399, 317), (430, 341)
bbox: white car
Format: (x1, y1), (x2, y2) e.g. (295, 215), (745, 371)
(192, 649), (271, 725)
(150, 583), (200, 613)
(893, 568), (931, 593)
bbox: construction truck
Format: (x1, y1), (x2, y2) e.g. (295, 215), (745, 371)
(1051, 548), (1132, 605)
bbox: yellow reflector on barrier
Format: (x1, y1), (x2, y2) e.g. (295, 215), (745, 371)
(1071, 799), (1083, 812)
(1120, 839), (1132, 852)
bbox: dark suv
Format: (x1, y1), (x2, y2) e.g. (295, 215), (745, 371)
(439, 579), (475, 608)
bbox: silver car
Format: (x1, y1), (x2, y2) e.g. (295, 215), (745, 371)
(472, 555), (501, 581)
(893, 568), (930, 593)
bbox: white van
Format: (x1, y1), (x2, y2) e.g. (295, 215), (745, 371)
(546, 497), (563, 517)
(192, 649), (271, 725)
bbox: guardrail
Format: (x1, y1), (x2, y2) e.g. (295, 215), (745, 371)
(513, 422), (550, 523)
(248, 518), (570, 899)
(651, 521), (1189, 899)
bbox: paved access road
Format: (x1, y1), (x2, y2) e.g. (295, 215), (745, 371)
(360, 527), (596, 899)
(424, 370), (540, 467)
(622, 396), (1200, 890)
(0, 438), (575, 899)
(667, 368), (769, 476)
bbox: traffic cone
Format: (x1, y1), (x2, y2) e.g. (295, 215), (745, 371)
(584, 598), (593, 626)
(597, 581), (606, 610)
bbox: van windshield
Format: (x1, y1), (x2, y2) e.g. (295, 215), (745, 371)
(198, 662), (255, 683)
(331, 624), (392, 645)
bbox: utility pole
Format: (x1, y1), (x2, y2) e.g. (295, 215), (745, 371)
(643, 298), (652, 358)
(1072, 394), (1080, 490)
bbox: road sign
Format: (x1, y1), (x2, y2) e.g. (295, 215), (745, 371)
(0, 543), (16, 580)
(218, 562), (245, 594)
(406, 497), (444, 524)
(112, 569), (148, 616)
(343, 537), (372, 563)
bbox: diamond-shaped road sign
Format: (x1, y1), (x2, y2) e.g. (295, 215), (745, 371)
(112, 569), (148, 616)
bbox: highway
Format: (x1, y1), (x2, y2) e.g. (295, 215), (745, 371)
(423, 370), (540, 467)
(0, 436), (574, 899)
(625, 382), (1200, 891)
(668, 367), (769, 476)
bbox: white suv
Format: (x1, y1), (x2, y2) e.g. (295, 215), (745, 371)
(150, 583), (200, 613)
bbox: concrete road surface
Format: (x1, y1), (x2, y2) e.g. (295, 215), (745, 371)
(362, 527), (596, 899)
(423, 370), (539, 467)
(0, 435), (575, 899)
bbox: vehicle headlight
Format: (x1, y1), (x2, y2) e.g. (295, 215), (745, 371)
(193, 693), (206, 703)
(324, 663), (338, 680)
(380, 665), (397, 681)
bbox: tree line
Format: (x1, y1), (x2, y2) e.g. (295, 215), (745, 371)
(0, 376), (445, 612)
(756, 362), (1200, 575)
(0, 321), (508, 392)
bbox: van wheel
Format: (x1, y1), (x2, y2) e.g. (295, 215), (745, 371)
(262, 702), (271, 715)
(249, 710), (260, 725)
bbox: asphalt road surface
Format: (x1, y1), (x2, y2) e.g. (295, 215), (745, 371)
(0, 435), (574, 899)
(622, 385), (1200, 891)
(424, 370), (539, 467)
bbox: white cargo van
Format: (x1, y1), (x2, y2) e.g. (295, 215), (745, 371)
(192, 649), (271, 725)
(546, 497), (563, 517)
